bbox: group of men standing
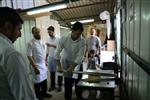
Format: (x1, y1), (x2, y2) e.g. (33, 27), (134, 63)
(0, 7), (101, 100)
(26, 22), (101, 100)
(27, 22), (86, 100)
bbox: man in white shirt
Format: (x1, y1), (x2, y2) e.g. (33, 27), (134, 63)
(85, 27), (101, 64)
(55, 22), (86, 100)
(27, 27), (52, 100)
(0, 7), (37, 100)
(46, 26), (63, 92)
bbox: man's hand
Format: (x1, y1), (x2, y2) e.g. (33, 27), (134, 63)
(27, 56), (40, 75)
(63, 69), (72, 77)
(66, 64), (75, 72)
(63, 64), (76, 77)
(57, 60), (63, 73)
(34, 68), (40, 75)
(46, 43), (56, 48)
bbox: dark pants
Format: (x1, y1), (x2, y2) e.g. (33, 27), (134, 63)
(50, 72), (63, 88)
(64, 64), (83, 100)
(50, 72), (56, 88)
(64, 77), (82, 100)
(58, 75), (63, 87)
(34, 79), (47, 98)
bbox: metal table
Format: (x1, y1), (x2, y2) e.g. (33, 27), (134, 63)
(74, 69), (116, 100)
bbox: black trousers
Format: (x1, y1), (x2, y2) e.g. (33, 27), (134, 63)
(64, 77), (82, 100)
(34, 79), (47, 98)
(50, 72), (63, 88)
(64, 63), (83, 100)
(58, 75), (63, 87)
(50, 72), (56, 88)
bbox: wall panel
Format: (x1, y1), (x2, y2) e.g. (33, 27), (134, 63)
(138, 67), (149, 100)
(36, 16), (60, 43)
(122, 0), (150, 100)
(126, 1), (130, 49)
(122, 52), (127, 82)
(133, 0), (140, 56)
(129, 20), (134, 51)
(11, 0), (17, 9)
(122, 23), (126, 46)
(5, 0), (12, 7)
(132, 62), (139, 100)
(15, 0), (23, 8)
(14, 20), (35, 72)
(140, 0), (150, 62)
(127, 57), (133, 99)
(0, 0), (7, 6)
(148, 77), (150, 100)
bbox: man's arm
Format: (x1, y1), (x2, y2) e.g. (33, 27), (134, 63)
(96, 37), (101, 54)
(56, 59), (63, 72)
(83, 45), (88, 62)
(45, 44), (49, 66)
(65, 63), (77, 73)
(26, 42), (40, 74)
(84, 39), (89, 61)
(74, 41), (86, 65)
(6, 52), (37, 100)
(27, 56), (40, 74)
(46, 43), (56, 48)
(55, 38), (64, 72)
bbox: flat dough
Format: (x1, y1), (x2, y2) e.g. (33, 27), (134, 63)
(85, 75), (101, 83)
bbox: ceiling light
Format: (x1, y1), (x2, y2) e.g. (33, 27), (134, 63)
(27, 4), (67, 15)
(70, 19), (94, 24)
(60, 26), (69, 29)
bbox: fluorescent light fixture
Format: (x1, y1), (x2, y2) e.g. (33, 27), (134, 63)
(70, 19), (94, 24)
(27, 4), (67, 15)
(60, 26), (69, 29)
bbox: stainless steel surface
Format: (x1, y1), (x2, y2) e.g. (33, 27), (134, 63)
(73, 69), (116, 77)
(78, 80), (115, 89)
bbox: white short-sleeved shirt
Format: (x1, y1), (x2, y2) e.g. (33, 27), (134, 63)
(46, 36), (59, 58)
(27, 38), (48, 83)
(55, 34), (86, 78)
(0, 34), (37, 100)
(86, 35), (101, 52)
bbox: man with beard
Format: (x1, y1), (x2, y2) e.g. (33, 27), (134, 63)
(46, 26), (63, 92)
(27, 27), (52, 100)
(0, 7), (37, 100)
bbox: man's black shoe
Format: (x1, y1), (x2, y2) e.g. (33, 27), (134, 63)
(48, 87), (55, 92)
(57, 87), (62, 92)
